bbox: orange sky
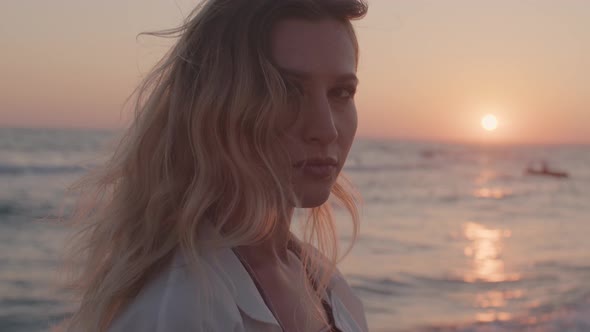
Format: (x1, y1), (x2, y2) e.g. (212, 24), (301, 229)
(1, 0), (589, 144)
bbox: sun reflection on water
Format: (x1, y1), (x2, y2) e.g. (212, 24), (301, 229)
(474, 170), (497, 185)
(462, 222), (518, 283)
(473, 169), (513, 199)
(462, 222), (524, 323)
(476, 311), (513, 323)
(472, 187), (512, 199)
(476, 290), (524, 308)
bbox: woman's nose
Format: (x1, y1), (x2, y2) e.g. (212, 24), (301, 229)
(302, 93), (338, 145)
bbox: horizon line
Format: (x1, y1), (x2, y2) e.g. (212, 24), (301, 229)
(1, 125), (589, 147)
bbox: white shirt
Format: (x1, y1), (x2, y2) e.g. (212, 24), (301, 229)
(108, 245), (368, 332)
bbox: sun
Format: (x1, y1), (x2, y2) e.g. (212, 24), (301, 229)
(481, 114), (498, 131)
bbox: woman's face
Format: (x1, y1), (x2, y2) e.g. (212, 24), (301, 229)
(271, 18), (358, 208)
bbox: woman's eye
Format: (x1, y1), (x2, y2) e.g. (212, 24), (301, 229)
(331, 87), (356, 100)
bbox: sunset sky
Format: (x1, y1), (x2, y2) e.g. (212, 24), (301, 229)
(1, 0), (589, 144)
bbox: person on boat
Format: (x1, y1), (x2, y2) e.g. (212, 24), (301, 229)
(59, 0), (369, 331)
(541, 161), (553, 174)
(526, 160), (569, 178)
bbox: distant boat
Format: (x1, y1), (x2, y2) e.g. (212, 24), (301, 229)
(525, 161), (569, 179)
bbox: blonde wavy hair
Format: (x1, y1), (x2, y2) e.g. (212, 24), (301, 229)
(61, 0), (367, 330)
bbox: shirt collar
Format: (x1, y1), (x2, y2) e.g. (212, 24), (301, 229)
(196, 224), (352, 330)
(195, 223), (279, 325)
(207, 246), (280, 325)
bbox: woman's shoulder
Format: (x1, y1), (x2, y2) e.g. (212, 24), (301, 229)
(108, 250), (243, 332)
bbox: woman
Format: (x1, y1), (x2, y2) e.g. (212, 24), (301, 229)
(62, 0), (368, 331)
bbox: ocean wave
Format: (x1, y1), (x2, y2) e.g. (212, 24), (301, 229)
(398, 271), (560, 287)
(533, 260), (590, 274)
(344, 162), (440, 173)
(0, 201), (18, 216)
(0, 200), (64, 222)
(352, 284), (399, 297)
(404, 292), (590, 332)
(0, 164), (87, 176)
(349, 275), (411, 297)
(349, 274), (412, 288)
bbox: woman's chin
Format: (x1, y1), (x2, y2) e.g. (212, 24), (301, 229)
(294, 187), (332, 208)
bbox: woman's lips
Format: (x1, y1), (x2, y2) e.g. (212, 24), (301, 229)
(300, 164), (336, 178)
(293, 157), (338, 179)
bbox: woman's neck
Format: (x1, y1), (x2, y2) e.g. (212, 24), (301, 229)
(234, 209), (294, 269)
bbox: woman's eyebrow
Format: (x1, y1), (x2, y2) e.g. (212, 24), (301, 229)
(278, 67), (359, 84)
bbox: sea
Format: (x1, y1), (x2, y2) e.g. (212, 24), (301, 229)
(1, 127), (589, 332)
